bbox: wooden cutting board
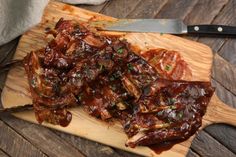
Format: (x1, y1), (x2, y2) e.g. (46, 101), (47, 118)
(1, 1), (236, 157)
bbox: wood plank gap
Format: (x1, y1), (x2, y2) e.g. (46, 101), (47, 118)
(0, 118), (49, 157)
(152, 0), (169, 18)
(42, 129), (87, 157)
(190, 148), (201, 157)
(214, 38), (229, 54)
(203, 130), (236, 155)
(211, 79), (236, 108)
(211, 77), (236, 98)
(98, 1), (110, 13)
(0, 147), (10, 157)
(205, 124), (236, 154)
(208, 0), (229, 26)
(191, 130), (236, 157)
(98, 0), (112, 13)
(123, 0), (144, 17)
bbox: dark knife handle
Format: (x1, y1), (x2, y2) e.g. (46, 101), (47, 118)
(187, 25), (236, 36)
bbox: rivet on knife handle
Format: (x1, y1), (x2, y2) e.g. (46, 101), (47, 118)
(187, 25), (236, 35)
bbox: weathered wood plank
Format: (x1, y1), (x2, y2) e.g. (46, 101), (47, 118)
(184, 0), (228, 25)
(215, 0), (236, 64)
(53, 130), (123, 157)
(78, 1), (109, 13)
(126, 0), (168, 18)
(0, 39), (19, 64)
(205, 124), (236, 154)
(184, 0), (228, 41)
(0, 119), (46, 157)
(101, 0), (142, 18)
(0, 38), (19, 90)
(190, 131), (236, 157)
(211, 54), (236, 98)
(218, 39), (236, 66)
(186, 149), (200, 157)
(197, 0), (235, 52)
(211, 79), (236, 108)
(0, 114), (85, 157)
(155, 0), (198, 19)
(205, 79), (236, 154)
(115, 149), (142, 157)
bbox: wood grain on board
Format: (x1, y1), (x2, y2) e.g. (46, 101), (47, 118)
(1, 1), (236, 157)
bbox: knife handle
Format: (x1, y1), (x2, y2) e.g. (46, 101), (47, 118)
(187, 25), (236, 36)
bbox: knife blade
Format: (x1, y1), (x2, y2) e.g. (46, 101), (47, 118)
(103, 19), (236, 36)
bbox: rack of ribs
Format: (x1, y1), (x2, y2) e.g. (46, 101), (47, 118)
(23, 18), (214, 147)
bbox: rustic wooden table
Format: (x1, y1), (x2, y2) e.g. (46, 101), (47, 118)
(0, 0), (236, 157)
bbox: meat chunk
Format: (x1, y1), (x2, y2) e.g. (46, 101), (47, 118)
(124, 78), (214, 147)
(24, 51), (77, 126)
(141, 49), (192, 80)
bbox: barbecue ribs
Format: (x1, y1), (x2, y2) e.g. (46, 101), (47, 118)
(23, 18), (214, 147)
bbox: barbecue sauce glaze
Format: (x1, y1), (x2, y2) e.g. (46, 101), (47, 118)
(24, 18), (214, 152)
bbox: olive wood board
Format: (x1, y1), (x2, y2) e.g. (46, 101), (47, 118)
(1, 1), (236, 157)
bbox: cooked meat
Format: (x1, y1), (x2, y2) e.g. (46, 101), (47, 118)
(141, 49), (192, 80)
(23, 18), (214, 148)
(79, 74), (131, 120)
(124, 79), (214, 147)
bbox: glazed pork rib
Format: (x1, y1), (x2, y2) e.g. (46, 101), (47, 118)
(24, 19), (109, 125)
(24, 18), (160, 124)
(23, 18), (214, 147)
(123, 78), (214, 147)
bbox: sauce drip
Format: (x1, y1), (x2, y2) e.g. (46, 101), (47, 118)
(59, 111), (72, 127)
(148, 139), (184, 154)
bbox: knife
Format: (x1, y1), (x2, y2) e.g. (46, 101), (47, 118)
(102, 19), (236, 35)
